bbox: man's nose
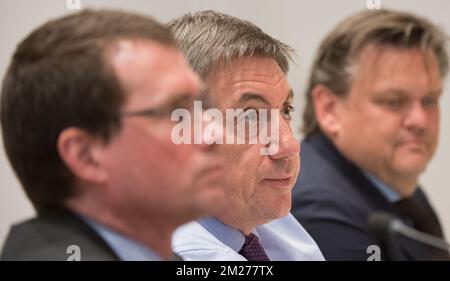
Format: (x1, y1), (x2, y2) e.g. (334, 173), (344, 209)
(403, 101), (429, 135)
(268, 118), (300, 160)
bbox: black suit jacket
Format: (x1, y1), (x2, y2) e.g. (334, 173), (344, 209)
(1, 207), (119, 261)
(291, 133), (447, 260)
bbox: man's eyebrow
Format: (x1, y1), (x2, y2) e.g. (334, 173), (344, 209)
(374, 88), (443, 97)
(374, 89), (409, 97)
(237, 92), (270, 106)
(284, 90), (294, 104)
(428, 89), (443, 96)
(161, 93), (195, 108)
(236, 90), (294, 107)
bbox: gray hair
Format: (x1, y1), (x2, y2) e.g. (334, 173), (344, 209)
(167, 10), (295, 80)
(302, 9), (449, 137)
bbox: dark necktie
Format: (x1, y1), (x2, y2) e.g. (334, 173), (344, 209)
(394, 195), (450, 260)
(394, 196), (443, 238)
(238, 233), (270, 261)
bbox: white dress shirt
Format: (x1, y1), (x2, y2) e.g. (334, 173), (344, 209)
(172, 214), (324, 261)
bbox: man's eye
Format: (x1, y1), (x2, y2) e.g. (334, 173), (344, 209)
(422, 97), (438, 108)
(281, 105), (294, 120)
(388, 100), (400, 107)
(379, 99), (403, 110)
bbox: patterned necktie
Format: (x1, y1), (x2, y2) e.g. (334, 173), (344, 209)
(238, 233), (270, 261)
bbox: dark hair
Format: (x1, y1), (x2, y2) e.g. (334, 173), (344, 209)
(1, 9), (175, 213)
(302, 9), (449, 137)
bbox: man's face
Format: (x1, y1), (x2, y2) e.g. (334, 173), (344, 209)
(100, 40), (224, 223)
(334, 45), (442, 193)
(208, 57), (300, 229)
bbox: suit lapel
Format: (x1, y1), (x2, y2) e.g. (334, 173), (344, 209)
(307, 133), (435, 260)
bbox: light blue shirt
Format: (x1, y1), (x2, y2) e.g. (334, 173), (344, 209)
(82, 216), (163, 261)
(172, 214), (325, 261)
(364, 172), (401, 203)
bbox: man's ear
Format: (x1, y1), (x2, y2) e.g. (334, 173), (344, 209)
(57, 127), (108, 184)
(311, 84), (342, 138)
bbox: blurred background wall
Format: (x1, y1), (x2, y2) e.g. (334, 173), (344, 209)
(1, 0), (449, 248)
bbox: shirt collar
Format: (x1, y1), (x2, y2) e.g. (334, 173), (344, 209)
(198, 217), (254, 252)
(81, 216), (163, 261)
(364, 172), (402, 203)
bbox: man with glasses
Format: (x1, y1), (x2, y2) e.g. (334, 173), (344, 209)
(1, 9), (224, 261)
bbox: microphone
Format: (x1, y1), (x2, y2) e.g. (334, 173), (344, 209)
(367, 211), (450, 253)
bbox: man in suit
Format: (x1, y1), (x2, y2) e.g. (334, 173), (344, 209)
(168, 11), (324, 261)
(291, 9), (450, 260)
(0, 9), (225, 260)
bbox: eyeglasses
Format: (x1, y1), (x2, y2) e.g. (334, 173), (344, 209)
(120, 102), (204, 121)
(121, 108), (163, 118)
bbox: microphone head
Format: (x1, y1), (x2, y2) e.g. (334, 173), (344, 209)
(367, 212), (400, 241)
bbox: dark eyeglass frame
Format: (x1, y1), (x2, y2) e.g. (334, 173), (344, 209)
(120, 97), (206, 119)
(120, 108), (162, 118)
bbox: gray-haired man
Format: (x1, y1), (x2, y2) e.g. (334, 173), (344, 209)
(169, 11), (324, 261)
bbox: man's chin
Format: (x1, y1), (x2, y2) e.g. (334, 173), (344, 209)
(393, 161), (428, 178)
(262, 203), (291, 222)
